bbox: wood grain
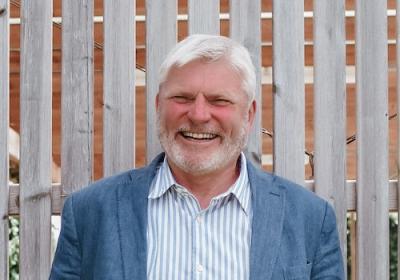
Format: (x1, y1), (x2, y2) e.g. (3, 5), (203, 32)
(272, 0), (305, 184)
(188, 0), (220, 35)
(356, 0), (389, 278)
(103, 0), (136, 176)
(19, 0), (52, 278)
(230, 0), (262, 166)
(313, 0), (347, 272)
(61, 0), (94, 195)
(145, 0), (177, 162)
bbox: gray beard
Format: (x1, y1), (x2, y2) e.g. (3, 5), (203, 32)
(157, 114), (248, 175)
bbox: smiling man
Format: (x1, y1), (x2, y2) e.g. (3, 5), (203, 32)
(50, 35), (344, 280)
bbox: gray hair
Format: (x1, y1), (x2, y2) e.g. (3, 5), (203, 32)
(158, 34), (256, 103)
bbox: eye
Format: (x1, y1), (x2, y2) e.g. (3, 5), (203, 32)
(211, 98), (232, 106)
(170, 95), (192, 104)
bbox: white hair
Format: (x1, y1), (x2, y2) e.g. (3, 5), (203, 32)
(158, 34), (256, 103)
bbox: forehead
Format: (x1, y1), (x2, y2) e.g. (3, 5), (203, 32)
(161, 60), (245, 97)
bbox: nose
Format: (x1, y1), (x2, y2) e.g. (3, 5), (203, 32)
(187, 94), (211, 123)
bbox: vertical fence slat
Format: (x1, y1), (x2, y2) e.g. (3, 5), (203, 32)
(188, 0), (219, 35)
(272, 1), (305, 184)
(229, 0), (262, 166)
(103, 0), (135, 176)
(19, 0), (52, 278)
(313, 0), (347, 272)
(356, 0), (389, 278)
(145, 0), (177, 162)
(61, 0), (94, 194)
(0, 0), (9, 278)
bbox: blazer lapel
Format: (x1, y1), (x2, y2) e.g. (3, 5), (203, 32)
(248, 163), (286, 280)
(117, 154), (164, 280)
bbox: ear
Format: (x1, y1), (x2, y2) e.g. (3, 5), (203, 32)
(155, 93), (160, 111)
(247, 100), (256, 128)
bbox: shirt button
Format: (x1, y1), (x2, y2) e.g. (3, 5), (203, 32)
(196, 264), (204, 272)
(196, 216), (202, 223)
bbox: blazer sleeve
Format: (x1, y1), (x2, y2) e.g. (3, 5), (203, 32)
(311, 202), (345, 280)
(49, 195), (82, 280)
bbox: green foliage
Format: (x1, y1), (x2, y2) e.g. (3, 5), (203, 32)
(390, 215), (397, 280)
(347, 215), (398, 280)
(9, 217), (19, 280)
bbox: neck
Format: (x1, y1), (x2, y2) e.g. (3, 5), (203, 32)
(167, 157), (241, 209)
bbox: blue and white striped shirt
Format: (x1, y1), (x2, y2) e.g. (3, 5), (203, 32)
(147, 153), (252, 280)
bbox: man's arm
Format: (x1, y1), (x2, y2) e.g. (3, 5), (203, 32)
(311, 202), (345, 279)
(49, 196), (82, 279)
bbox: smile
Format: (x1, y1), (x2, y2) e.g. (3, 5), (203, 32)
(180, 131), (218, 140)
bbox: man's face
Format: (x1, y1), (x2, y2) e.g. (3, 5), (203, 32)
(156, 59), (256, 176)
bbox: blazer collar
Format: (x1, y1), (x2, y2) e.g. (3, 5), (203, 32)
(117, 154), (164, 280)
(247, 162), (286, 280)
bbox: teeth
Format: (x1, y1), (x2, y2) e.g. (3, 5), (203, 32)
(182, 132), (217, 140)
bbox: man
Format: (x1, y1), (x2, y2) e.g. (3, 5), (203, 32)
(50, 34), (344, 279)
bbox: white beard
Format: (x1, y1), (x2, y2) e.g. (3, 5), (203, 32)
(157, 114), (249, 175)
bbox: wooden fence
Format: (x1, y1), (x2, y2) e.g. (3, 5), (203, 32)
(0, 0), (396, 279)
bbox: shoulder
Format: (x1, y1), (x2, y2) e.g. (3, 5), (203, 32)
(247, 163), (330, 218)
(273, 174), (325, 209)
(66, 153), (165, 209)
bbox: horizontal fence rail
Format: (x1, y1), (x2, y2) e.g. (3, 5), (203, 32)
(5, 181), (400, 215)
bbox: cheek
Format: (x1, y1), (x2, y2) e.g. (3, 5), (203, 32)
(159, 102), (187, 125)
(214, 110), (244, 129)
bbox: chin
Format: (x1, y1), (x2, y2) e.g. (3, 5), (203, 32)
(166, 146), (239, 175)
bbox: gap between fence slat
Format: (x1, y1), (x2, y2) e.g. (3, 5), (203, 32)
(61, 0), (94, 196)
(313, 0), (347, 274)
(19, 0), (53, 278)
(145, 0), (177, 163)
(356, 0), (389, 278)
(396, 0), (400, 278)
(272, 0), (305, 184)
(0, 0), (9, 278)
(103, 0), (136, 176)
(229, 0), (262, 166)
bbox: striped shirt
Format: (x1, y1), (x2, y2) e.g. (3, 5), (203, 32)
(147, 153), (252, 280)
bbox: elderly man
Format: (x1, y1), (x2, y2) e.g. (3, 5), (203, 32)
(50, 35), (344, 279)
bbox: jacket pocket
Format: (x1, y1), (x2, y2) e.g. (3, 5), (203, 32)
(284, 262), (312, 280)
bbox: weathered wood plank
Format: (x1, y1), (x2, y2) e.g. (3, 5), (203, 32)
(313, 0), (347, 272)
(19, 0), (53, 278)
(356, 0), (389, 278)
(188, 0), (219, 35)
(103, 0), (136, 176)
(145, 0), (177, 162)
(272, 0), (305, 184)
(61, 0), (94, 195)
(0, 0), (9, 278)
(229, 0), (262, 166)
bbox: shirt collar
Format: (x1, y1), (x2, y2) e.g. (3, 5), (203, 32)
(148, 153), (251, 215)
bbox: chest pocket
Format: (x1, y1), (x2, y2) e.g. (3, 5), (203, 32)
(284, 262), (312, 280)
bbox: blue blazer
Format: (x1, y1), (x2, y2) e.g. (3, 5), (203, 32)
(50, 154), (344, 279)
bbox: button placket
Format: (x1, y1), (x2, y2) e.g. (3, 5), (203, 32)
(196, 264), (204, 273)
(194, 211), (205, 278)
